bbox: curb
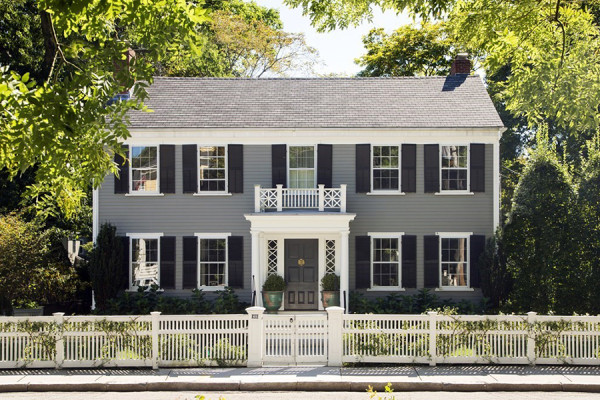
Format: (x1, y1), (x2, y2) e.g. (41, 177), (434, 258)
(2, 381), (600, 393)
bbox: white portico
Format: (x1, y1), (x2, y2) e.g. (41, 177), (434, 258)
(245, 189), (355, 311)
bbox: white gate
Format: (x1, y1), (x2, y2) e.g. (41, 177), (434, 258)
(263, 314), (328, 365)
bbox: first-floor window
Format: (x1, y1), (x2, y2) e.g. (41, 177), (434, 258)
(372, 237), (401, 287)
(131, 237), (159, 287)
(441, 237), (468, 287)
(199, 238), (227, 287)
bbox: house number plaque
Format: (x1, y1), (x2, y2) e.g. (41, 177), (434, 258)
(297, 258), (305, 267)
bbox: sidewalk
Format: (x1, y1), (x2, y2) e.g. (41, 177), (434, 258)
(0, 365), (599, 393)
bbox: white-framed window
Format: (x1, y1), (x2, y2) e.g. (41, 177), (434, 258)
(372, 145), (400, 191)
(130, 145), (159, 193)
(196, 234), (230, 289)
(288, 145), (316, 188)
(440, 145), (468, 191)
(198, 145), (227, 192)
(439, 234), (469, 288)
(370, 233), (404, 289)
(128, 233), (163, 289)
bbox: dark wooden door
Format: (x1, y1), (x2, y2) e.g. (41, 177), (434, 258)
(285, 239), (318, 310)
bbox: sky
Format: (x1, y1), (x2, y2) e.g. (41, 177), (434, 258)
(255, 0), (412, 76)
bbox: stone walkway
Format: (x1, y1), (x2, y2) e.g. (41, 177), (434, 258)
(0, 365), (599, 392)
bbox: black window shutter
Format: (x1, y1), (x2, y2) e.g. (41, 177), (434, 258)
(470, 144), (485, 192)
(114, 146), (129, 194)
(424, 144), (439, 193)
(159, 145), (175, 194)
(402, 235), (417, 288)
(120, 236), (130, 290)
(424, 235), (439, 288)
(355, 236), (371, 289)
(317, 144), (333, 188)
(182, 144), (198, 193)
(470, 235), (486, 288)
(271, 144), (287, 187)
(228, 144), (244, 193)
(401, 144), (416, 193)
(228, 236), (244, 288)
(355, 144), (370, 193)
(182, 236), (198, 289)
(160, 236), (176, 289)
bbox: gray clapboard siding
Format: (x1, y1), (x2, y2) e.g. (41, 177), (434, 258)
(99, 144), (494, 302)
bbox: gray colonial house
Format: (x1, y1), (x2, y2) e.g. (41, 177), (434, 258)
(93, 58), (505, 311)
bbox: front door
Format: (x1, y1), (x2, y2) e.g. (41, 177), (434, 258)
(285, 239), (318, 310)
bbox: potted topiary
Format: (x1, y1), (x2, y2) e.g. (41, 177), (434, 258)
(321, 273), (340, 308)
(261, 274), (286, 313)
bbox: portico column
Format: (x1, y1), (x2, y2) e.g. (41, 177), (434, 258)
(251, 230), (261, 306)
(340, 230), (350, 313)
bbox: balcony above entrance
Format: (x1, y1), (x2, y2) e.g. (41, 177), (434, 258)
(255, 184), (347, 213)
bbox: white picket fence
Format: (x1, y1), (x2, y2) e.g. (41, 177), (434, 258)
(1, 308), (599, 368)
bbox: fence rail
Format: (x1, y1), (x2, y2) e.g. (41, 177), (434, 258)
(0, 309), (599, 368)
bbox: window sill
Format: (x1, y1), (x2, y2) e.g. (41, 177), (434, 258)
(434, 192), (474, 196)
(367, 287), (405, 292)
(198, 286), (227, 292)
(367, 191), (406, 196)
(125, 193), (164, 197)
(435, 287), (475, 292)
(193, 192), (232, 197)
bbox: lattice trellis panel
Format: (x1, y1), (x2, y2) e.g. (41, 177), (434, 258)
(267, 240), (278, 275)
(325, 240), (336, 273)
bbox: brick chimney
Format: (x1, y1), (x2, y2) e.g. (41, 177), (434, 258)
(450, 53), (471, 75)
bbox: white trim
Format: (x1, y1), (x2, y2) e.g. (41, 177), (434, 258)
(369, 233), (405, 290)
(126, 233), (164, 238)
(124, 193), (165, 197)
(434, 192), (474, 196)
(193, 192), (232, 197)
(435, 287), (475, 292)
(287, 144), (317, 188)
(493, 137), (501, 229)
(436, 232), (473, 237)
(367, 192), (406, 196)
(370, 144), (402, 193)
(245, 213), (356, 234)
(92, 187), (99, 243)
(197, 144), (228, 194)
(196, 235), (230, 289)
(367, 287), (406, 292)
(128, 144), (160, 195)
(439, 144), (470, 193)
(194, 232), (232, 238)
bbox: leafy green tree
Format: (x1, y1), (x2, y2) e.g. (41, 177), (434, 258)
(501, 134), (581, 314)
(87, 223), (126, 311)
(1, 0), (208, 217)
(356, 23), (453, 77)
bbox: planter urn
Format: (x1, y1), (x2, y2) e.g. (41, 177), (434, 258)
(262, 291), (283, 313)
(321, 291), (340, 308)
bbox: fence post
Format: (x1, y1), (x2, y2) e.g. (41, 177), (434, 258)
(340, 184), (347, 213)
(246, 306), (265, 367)
(427, 311), (437, 366)
(326, 306), (344, 366)
(151, 311), (161, 370)
(53, 312), (65, 369)
(318, 184), (325, 211)
(276, 184), (283, 212)
(254, 184), (261, 212)
(527, 311), (537, 365)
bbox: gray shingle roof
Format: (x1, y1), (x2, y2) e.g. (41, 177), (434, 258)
(128, 76), (504, 129)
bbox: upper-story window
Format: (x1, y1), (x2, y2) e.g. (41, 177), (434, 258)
(288, 146), (316, 188)
(372, 145), (400, 191)
(199, 238), (227, 287)
(199, 146), (227, 192)
(440, 236), (468, 287)
(441, 145), (468, 191)
(131, 237), (159, 287)
(131, 146), (158, 193)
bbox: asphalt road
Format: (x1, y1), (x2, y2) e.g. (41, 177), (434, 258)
(2, 392), (600, 400)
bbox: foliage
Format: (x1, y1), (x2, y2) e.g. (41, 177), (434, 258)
(0, 0), (208, 217)
(262, 274), (286, 292)
(87, 223), (126, 311)
(320, 273), (340, 291)
(0, 214), (80, 314)
(213, 287), (246, 314)
(349, 289), (489, 315)
(479, 234), (511, 312)
(356, 22), (454, 77)
(367, 383), (396, 400)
